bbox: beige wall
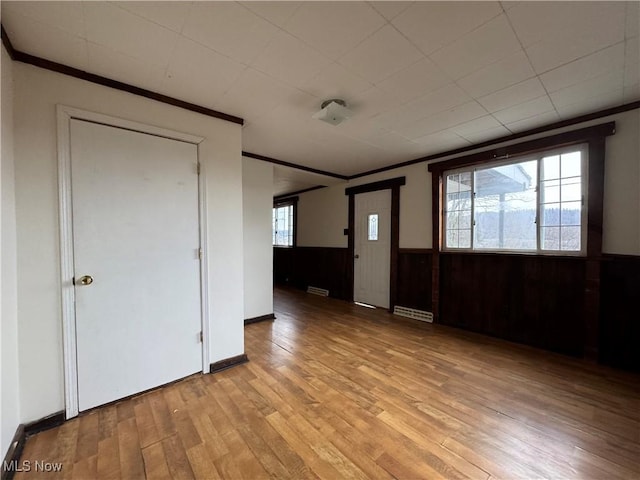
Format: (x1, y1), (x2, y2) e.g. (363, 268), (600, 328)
(242, 157), (274, 319)
(13, 62), (244, 423)
(296, 109), (640, 256)
(1, 45), (20, 459)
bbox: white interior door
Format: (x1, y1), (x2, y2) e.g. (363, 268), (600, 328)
(70, 119), (202, 412)
(354, 190), (391, 308)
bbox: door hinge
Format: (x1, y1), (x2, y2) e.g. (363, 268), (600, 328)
(199, 331), (203, 343)
(198, 248), (203, 260)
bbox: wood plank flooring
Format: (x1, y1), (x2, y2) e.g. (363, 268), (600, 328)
(14, 286), (640, 479)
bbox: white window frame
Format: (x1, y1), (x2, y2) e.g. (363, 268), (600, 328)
(272, 202), (295, 247)
(442, 144), (589, 256)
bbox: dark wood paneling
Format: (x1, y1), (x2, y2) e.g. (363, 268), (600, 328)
(273, 247), (351, 301)
(244, 314), (276, 326)
(600, 255), (640, 372)
(1, 424), (24, 480)
(439, 253), (586, 357)
(396, 249), (432, 311)
(210, 354), (249, 374)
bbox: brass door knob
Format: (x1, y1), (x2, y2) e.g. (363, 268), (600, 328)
(77, 275), (94, 286)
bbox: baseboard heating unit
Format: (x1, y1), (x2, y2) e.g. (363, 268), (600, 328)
(393, 306), (433, 323)
(307, 286), (329, 297)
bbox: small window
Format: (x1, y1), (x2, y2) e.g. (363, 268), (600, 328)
(273, 202), (294, 247)
(368, 213), (378, 241)
(444, 145), (587, 255)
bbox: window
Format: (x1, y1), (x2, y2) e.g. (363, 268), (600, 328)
(273, 202), (295, 247)
(368, 213), (378, 241)
(444, 145), (587, 254)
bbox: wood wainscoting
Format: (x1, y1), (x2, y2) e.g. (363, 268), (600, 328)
(273, 247), (350, 301)
(600, 254), (640, 371)
(396, 249), (433, 312)
(439, 253), (586, 357)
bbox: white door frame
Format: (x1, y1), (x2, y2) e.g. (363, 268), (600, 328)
(56, 105), (209, 418)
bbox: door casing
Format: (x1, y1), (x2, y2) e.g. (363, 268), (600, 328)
(345, 176), (405, 311)
(57, 105), (208, 418)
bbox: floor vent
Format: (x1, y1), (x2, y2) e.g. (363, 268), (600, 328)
(393, 306), (433, 323)
(307, 286), (329, 297)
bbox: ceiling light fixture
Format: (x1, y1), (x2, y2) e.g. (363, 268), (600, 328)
(312, 99), (352, 126)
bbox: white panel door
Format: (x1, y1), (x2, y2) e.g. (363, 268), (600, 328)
(354, 190), (391, 308)
(70, 119), (202, 412)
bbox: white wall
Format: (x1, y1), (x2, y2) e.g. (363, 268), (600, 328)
(1, 45), (21, 460)
(297, 109), (640, 256)
(12, 63), (244, 423)
(242, 157), (273, 319)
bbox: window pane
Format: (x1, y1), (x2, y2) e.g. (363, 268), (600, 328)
(560, 201), (581, 226)
(561, 178), (581, 202)
(542, 155), (560, 180)
(541, 226), (560, 250)
(474, 160), (537, 250)
(273, 204), (294, 246)
(368, 214), (378, 241)
(561, 226), (581, 251)
(458, 229), (471, 248)
(447, 229), (459, 247)
(561, 151), (581, 178)
(541, 180), (560, 204)
(542, 203), (560, 226)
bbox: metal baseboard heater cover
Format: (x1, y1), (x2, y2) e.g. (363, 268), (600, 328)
(393, 306), (433, 323)
(307, 286), (329, 297)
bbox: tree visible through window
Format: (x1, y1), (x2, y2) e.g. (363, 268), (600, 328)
(444, 145), (587, 254)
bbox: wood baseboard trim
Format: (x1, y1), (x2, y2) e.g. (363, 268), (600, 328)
(1, 425), (25, 480)
(209, 354), (249, 374)
(1, 411), (65, 480)
(24, 411), (65, 437)
(244, 313), (276, 326)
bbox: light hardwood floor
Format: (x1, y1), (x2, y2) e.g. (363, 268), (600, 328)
(14, 286), (640, 479)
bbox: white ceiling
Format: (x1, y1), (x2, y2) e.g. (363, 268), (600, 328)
(2, 1), (639, 194)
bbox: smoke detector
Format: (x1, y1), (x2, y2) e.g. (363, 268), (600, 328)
(312, 99), (352, 126)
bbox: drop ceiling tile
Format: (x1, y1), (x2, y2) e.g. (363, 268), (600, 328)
(83, 2), (179, 68)
(182, 1), (278, 65)
(625, 38), (640, 88)
(2, 1), (85, 37)
(350, 87), (402, 120)
(302, 63), (373, 102)
(492, 95), (555, 125)
(505, 110), (560, 133)
(2, 13), (88, 70)
(377, 59), (450, 104)
(113, 1), (193, 33)
(516, 4), (626, 73)
(412, 130), (471, 150)
(216, 68), (300, 121)
(623, 82), (640, 102)
(375, 83), (472, 129)
(243, 2), (302, 28)
(555, 88), (624, 118)
(626, 1), (639, 39)
(478, 78), (547, 113)
(251, 30), (333, 88)
(162, 37), (246, 105)
(368, 1), (413, 21)
(283, 2), (385, 60)
(540, 43), (625, 93)
(457, 50), (535, 98)
(507, 2), (625, 49)
(450, 115), (504, 138)
(396, 101), (487, 139)
(430, 14), (521, 80)
(338, 25), (423, 84)
(87, 42), (165, 92)
(392, 1), (502, 55)
(549, 70), (624, 108)
(458, 124), (512, 144)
